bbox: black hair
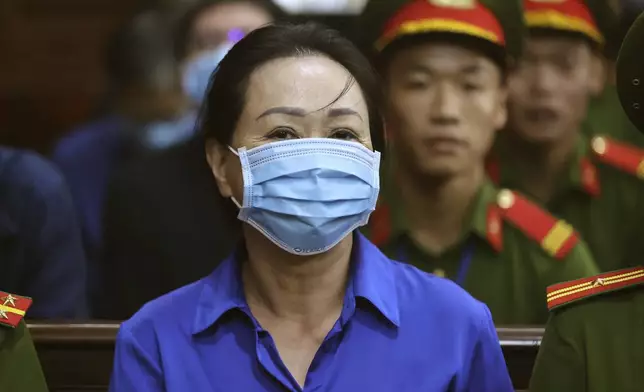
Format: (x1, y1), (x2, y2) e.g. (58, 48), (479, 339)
(105, 10), (176, 89)
(173, 0), (283, 61)
(199, 22), (386, 156)
(376, 33), (507, 74)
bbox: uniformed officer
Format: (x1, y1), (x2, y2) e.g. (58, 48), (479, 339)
(530, 10), (644, 391)
(362, 0), (599, 324)
(489, 0), (644, 273)
(0, 292), (48, 391)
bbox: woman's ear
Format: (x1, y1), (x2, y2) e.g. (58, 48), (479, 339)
(205, 140), (234, 198)
(493, 86), (508, 132)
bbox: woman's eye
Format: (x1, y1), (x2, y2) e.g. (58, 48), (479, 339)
(268, 128), (298, 140)
(330, 129), (359, 140)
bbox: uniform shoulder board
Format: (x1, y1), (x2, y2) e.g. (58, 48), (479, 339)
(547, 267), (644, 311)
(591, 136), (644, 179)
(368, 199), (392, 247)
(496, 189), (579, 259)
(0, 291), (32, 328)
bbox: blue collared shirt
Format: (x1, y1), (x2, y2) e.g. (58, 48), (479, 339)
(109, 233), (512, 392)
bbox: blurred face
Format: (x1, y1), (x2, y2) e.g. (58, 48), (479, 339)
(385, 43), (507, 178)
(186, 2), (273, 60)
(208, 55), (372, 202)
(508, 36), (597, 144)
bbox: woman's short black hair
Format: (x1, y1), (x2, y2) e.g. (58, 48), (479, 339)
(199, 22), (386, 155)
(173, 0), (283, 61)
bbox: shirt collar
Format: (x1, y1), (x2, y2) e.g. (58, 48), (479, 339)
(192, 233), (400, 335)
(383, 174), (501, 252)
(495, 132), (599, 197)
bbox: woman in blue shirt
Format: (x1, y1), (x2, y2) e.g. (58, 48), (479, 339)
(109, 22), (513, 392)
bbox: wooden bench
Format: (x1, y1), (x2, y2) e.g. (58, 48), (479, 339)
(29, 323), (543, 392)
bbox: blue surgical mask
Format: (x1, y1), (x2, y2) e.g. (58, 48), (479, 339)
(229, 138), (381, 255)
(182, 43), (233, 104)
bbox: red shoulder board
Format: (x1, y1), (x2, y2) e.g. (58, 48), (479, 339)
(368, 199), (392, 247)
(591, 136), (644, 179)
(0, 292), (32, 328)
(547, 267), (644, 311)
(496, 189), (579, 259)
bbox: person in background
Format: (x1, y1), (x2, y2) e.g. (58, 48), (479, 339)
(51, 10), (190, 305)
(488, 0), (644, 273)
(0, 147), (86, 318)
(175, 0), (280, 106)
(109, 22), (513, 392)
(96, 0), (277, 319)
(0, 294), (47, 391)
(529, 12), (644, 391)
(362, 0), (598, 325)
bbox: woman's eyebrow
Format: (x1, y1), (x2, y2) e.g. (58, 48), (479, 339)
(256, 106), (362, 121)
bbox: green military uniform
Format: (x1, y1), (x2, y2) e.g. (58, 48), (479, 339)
(585, 84), (644, 146)
(0, 321), (48, 392)
(529, 12), (644, 391)
(530, 267), (644, 392)
(361, 0), (598, 324)
(0, 291), (48, 391)
(367, 177), (599, 324)
(492, 131), (644, 273)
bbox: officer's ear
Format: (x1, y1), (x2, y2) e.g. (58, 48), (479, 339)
(588, 51), (607, 96)
(493, 83), (508, 131)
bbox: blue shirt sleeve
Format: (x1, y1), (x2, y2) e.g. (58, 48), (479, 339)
(463, 304), (514, 392)
(20, 153), (87, 318)
(110, 325), (164, 392)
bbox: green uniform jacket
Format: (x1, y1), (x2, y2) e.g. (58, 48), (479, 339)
(0, 321), (48, 392)
(530, 267), (644, 392)
(492, 132), (644, 272)
(363, 177), (599, 324)
(585, 85), (644, 147)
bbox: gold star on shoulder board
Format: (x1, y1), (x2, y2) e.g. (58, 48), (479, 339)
(2, 294), (17, 307)
(0, 309), (8, 319)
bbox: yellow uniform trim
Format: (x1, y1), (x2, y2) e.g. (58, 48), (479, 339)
(377, 19), (500, 50)
(526, 10), (604, 45)
(0, 304), (25, 316)
(547, 269), (644, 302)
(541, 220), (573, 256)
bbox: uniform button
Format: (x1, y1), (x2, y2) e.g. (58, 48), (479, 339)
(591, 137), (606, 155)
(497, 189), (515, 209)
(433, 269), (446, 278)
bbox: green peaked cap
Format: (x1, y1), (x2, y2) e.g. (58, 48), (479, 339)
(616, 11), (644, 134)
(359, 0), (525, 59)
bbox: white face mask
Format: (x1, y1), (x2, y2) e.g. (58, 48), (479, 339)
(181, 42), (234, 104)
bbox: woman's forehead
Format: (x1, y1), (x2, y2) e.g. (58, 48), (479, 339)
(245, 56), (368, 115)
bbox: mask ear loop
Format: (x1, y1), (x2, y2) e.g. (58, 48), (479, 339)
(227, 145), (242, 209)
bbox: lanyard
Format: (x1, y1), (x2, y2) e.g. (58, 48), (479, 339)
(397, 239), (476, 287)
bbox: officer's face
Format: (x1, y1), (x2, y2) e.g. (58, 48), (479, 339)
(508, 36), (599, 144)
(386, 43), (507, 177)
